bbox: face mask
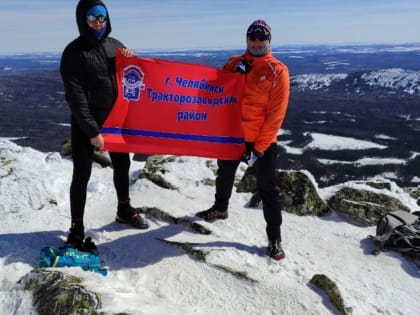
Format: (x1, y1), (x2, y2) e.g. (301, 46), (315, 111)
(247, 42), (270, 57)
(90, 26), (106, 40)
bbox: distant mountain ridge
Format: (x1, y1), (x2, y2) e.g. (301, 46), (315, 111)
(1, 43), (420, 75)
(292, 69), (420, 95)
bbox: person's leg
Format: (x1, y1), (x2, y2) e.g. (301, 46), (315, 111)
(214, 159), (240, 210)
(196, 159), (239, 222)
(255, 143), (285, 259)
(110, 152), (149, 229)
(67, 124), (93, 244)
(109, 152), (130, 202)
(70, 124), (94, 225)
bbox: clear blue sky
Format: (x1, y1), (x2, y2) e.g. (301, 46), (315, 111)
(1, 0), (419, 53)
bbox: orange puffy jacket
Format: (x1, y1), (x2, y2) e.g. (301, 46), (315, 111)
(223, 49), (290, 154)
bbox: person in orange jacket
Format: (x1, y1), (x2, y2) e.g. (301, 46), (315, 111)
(196, 19), (290, 260)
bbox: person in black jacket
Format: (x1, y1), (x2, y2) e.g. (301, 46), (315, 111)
(60, 0), (149, 249)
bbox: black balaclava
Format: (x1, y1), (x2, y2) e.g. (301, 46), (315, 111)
(75, 0), (112, 43)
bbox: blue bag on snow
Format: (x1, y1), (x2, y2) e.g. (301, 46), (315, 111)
(38, 247), (108, 276)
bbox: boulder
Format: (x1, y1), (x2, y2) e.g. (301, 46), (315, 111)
(310, 274), (351, 315)
(18, 269), (102, 315)
(237, 168), (331, 217)
(327, 187), (411, 226)
(140, 155), (178, 190)
(60, 137), (112, 168)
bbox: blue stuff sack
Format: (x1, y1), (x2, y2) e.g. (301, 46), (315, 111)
(38, 247), (107, 276)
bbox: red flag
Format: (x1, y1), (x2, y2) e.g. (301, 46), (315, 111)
(102, 51), (245, 159)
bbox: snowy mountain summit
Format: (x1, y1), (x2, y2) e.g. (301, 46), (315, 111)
(292, 68), (420, 95)
(1, 138), (420, 315)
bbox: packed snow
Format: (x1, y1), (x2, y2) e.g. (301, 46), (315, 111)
(278, 132), (388, 155)
(305, 133), (387, 151)
(0, 138), (419, 315)
(317, 157), (407, 166)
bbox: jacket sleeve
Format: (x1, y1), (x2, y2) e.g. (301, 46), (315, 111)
(223, 55), (242, 72)
(60, 47), (100, 139)
(254, 65), (290, 154)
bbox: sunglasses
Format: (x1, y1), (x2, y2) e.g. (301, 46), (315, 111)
(248, 33), (270, 41)
(86, 15), (107, 23)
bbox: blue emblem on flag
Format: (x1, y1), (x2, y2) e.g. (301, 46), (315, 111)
(123, 65), (145, 101)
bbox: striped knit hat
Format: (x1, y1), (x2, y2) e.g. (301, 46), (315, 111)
(246, 19), (271, 42)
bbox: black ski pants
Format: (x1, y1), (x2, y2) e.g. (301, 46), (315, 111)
(70, 123), (130, 223)
(214, 143), (282, 241)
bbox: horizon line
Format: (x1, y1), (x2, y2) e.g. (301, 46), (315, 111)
(1, 42), (420, 56)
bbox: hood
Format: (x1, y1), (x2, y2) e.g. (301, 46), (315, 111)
(76, 0), (111, 42)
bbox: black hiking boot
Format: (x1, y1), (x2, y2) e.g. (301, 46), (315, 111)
(267, 239), (285, 261)
(82, 237), (99, 255)
(65, 223), (85, 250)
(116, 203), (149, 229)
(196, 206), (228, 222)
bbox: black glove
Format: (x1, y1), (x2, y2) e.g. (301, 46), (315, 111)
(234, 59), (251, 74)
(241, 142), (253, 162)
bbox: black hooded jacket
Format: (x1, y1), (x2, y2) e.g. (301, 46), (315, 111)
(60, 0), (126, 138)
